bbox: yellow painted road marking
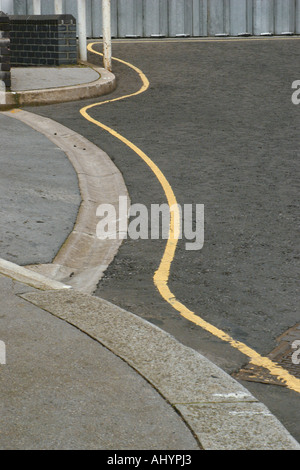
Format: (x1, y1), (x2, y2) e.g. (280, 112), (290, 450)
(80, 42), (300, 394)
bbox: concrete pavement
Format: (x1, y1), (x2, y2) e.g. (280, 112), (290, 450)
(0, 112), (81, 267)
(10, 67), (100, 91)
(0, 63), (299, 450)
(0, 63), (116, 109)
(0, 273), (200, 451)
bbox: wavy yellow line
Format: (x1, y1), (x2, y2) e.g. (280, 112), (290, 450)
(80, 42), (300, 394)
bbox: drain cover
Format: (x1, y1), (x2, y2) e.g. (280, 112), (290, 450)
(233, 323), (300, 387)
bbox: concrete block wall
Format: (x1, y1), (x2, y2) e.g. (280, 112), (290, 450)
(9, 14), (77, 66)
(0, 11), (11, 89)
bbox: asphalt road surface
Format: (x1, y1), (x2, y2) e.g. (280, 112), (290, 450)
(30, 38), (300, 443)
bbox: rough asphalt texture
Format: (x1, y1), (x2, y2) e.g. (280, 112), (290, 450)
(27, 39), (299, 442)
(0, 113), (81, 266)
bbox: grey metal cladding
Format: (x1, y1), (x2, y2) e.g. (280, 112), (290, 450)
(10, 0), (300, 38)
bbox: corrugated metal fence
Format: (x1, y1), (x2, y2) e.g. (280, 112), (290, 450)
(9, 0), (300, 38)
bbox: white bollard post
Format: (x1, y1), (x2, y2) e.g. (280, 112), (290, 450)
(54, 0), (63, 15)
(77, 0), (87, 62)
(33, 0), (41, 15)
(102, 0), (112, 71)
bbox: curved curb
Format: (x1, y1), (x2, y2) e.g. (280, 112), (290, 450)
(0, 64), (116, 110)
(19, 288), (300, 450)
(0, 254), (299, 449)
(2, 109), (129, 294)
(0, 257), (298, 449)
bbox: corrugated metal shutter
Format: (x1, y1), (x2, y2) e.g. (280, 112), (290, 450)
(193, 0), (208, 37)
(10, 0), (300, 38)
(0, 0), (14, 14)
(144, 0), (168, 37)
(229, 0), (253, 36)
(118, 0), (143, 38)
(297, 0), (300, 34)
(275, 0), (296, 35)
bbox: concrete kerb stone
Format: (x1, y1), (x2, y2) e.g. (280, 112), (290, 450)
(0, 62), (116, 110)
(2, 108), (129, 294)
(19, 288), (300, 450)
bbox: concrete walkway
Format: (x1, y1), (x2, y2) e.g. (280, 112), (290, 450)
(0, 274), (199, 450)
(0, 65), (299, 450)
(11, 66), (100, 91)
(0, 63), (116, 109)
(0, 112), (81, 266)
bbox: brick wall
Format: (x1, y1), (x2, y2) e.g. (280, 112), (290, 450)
(0, 11), (11, 89)
(9, 15), (77, 67)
